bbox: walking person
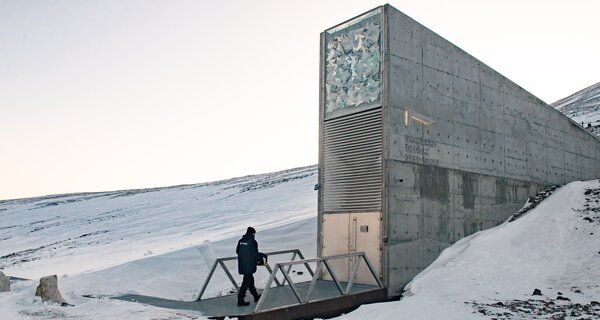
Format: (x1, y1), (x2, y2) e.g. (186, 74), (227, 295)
(236, 227), (267, 306)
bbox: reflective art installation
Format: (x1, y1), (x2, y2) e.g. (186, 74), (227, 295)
(325, 19), (381, 117)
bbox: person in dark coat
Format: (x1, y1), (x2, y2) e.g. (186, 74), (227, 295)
(236, 226), (267, 306)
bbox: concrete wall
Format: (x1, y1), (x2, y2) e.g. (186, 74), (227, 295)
(382, 5), (600, 295)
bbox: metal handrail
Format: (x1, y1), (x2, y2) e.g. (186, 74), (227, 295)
(196, 248), (312, 301)
(254, 251), (383, 312)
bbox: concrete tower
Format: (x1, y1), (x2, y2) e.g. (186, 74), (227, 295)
(317, 4), (600, 297)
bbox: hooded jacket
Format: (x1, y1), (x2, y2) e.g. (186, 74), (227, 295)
(236, 233), (266, 275)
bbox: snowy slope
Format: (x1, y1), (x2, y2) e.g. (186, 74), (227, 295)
(552, 81), (600, 138)
(335, 180), (600, 320)
(0, 166), (318, 319)
(0, 165), (317, 278)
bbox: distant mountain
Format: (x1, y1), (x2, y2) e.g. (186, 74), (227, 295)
(552, 82), (600, 138)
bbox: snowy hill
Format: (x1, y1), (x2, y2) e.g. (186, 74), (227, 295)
(1, 166), (318, 319)
(552, 81), (600, 138)
(2, 167), (600, 319)
(0, 165), (317, 279)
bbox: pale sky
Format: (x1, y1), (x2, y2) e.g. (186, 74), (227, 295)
(1, 0), (599, 200)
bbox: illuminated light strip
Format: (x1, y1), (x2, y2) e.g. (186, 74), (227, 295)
(411, 115), (432, 126)
(404, 110), (409, 127)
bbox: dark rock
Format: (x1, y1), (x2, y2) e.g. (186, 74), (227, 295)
(583, 217), (593, 223)
(533, 288), (542, 296)
(583, 305), (590, 311)
(0, 271), (10, 292)
(556, 296), (571, 301)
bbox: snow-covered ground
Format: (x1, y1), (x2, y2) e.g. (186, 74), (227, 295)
(2, 167), (600, 319)
(1, 166), (318, 319)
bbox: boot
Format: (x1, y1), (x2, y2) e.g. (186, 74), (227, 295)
(253, 293), (261, 302)
(237, 300), (250, 306)
(237, 295), (250, 307)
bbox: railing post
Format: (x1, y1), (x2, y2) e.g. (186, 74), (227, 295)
(345, 256), (362, 295)
(279, 264), (303, 304)
(263, 263), (283, 287)
(322, 259), (344, 295)
(196, 259), (219, 301)
(282, 251), (298, 286)
(305, 261), (323, 303)
(219, 260), (240, 293)
(360, 252), (383, 287)
(255, 263), (280, 312)
(297, 250), (315, 277)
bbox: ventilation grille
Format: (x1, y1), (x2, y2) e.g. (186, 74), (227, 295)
(323, 107), (383, 212)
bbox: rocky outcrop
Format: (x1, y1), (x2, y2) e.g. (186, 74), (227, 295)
(35, 275), (70, 305)
(0, 271), (10, 292)
(552, 81), (600, 139)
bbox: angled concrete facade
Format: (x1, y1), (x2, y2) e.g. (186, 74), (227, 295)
(318, 5), (600, 297)
(382, 6), (600, 295)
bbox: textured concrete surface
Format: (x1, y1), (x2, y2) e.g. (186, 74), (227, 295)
(382, 5), (600, 295)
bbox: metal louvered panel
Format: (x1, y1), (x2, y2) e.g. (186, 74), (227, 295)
(323, 107), (383, 212)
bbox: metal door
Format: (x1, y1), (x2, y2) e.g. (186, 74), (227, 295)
(321, 212), (381, 285)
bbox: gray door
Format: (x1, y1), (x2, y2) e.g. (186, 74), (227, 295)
(321, 212), (381, 285)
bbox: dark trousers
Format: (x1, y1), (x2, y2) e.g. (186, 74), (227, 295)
(238, 274), (258, 300)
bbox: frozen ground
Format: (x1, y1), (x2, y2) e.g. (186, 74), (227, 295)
(1, 167), (600, 319)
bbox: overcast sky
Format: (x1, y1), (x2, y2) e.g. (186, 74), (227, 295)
(1, 0), (599, 200)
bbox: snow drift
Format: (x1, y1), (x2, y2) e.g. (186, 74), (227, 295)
(335, 179), (600, 319)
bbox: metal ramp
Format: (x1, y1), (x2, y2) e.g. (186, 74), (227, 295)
(113, 249), (386, 319)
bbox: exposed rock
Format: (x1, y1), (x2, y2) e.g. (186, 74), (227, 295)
(35, 275), (70, 306)
(508, 186), (560, 222)
(0, 271), (10, 292)
(469, 298), (600, 319)
(532, 288), (542, 296)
